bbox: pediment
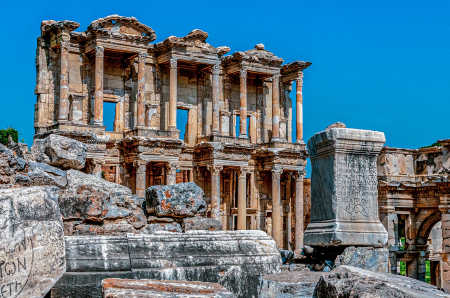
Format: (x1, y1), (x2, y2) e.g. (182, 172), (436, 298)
(87, 15), (156, 42)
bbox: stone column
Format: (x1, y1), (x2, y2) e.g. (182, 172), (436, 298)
(272, 167), (283, 247)
(239, 69), (248, 138)
(440, 204), (450, 292)
(237, 167), (248, 230)
(212, 63), (220, 135)
(166, 162), (177, 185)
(93, 46), (104, 126)
(296, 74), (304, 143)
(135, 162), (146, 197)
(272, 74), (280, 141)
(137, 53), (147, 127)
(58, 36), (70, 122)
(71, 95), (83, 124)
(294, 172), (304, 251)
(210, 165), (222, 220)
(169, 58), (178, 130)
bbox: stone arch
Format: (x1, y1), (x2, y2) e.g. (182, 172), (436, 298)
(417, 211), (441, 245)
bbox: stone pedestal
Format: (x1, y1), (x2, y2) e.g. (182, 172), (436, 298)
(304, 127), (388, 247)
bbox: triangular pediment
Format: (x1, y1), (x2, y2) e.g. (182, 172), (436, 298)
(87, 15), (156, 42)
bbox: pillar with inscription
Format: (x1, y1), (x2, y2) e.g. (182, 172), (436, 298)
(237, 167), (247, 230)
(210, 165), (222, 220)
(92, 46), (104, 126)
(239, 69), (248, 138)
(168, 58), (177, 131)
(304, 125), (388, 248)
(272, 167), (283, 248)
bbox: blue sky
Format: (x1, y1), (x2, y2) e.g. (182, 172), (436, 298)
(1, 0), (449, 149)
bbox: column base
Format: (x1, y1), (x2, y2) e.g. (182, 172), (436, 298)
(91, 120), (104, 126)
(239, 134), (248, 139)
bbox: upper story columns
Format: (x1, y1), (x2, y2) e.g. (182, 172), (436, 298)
(239, 69), (248, 138)
(296, 73), (304, 143)
(168, 58), (178, 131)
(58, 32), (70, 122)
(92, 45), (104, 126)
(271, 74), (281, 141)
(137, 53), (147, 127)
(212, 63), (221, 135)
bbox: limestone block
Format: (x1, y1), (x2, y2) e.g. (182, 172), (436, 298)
(52, 230), (281, 297)
(146, 182), (207, 218)
(0, 186), (65, 298)
(26, 161), (68, 187)
(258, 270), (324, 298)
(334, 246), (389, 273)
(314, 265), (449, 298)
(142, 222), (182, 233)
(183, 216), (222, 231)
(304, 127), (388, 247)
(102, 278), (235, 297)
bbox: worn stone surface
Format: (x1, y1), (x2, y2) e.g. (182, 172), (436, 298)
(143, 222), (182, 233)
(259, 269), (323, 298)
(102, 278), (235, 297)
(334, 246), (389, 273)
(52, 230), (280, 297)
(59, 170), (146, 235)
(183, 216), (222, 231)
(0, 144), (28, 188)
(0, 186), (65, 298)
(146, 182), (207, 218)
(34, 134), (87, 170)
(314, 265), (449, 298)
(304, 126), (388, 247)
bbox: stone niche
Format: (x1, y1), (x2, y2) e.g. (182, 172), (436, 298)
(304, 127), (388, 247)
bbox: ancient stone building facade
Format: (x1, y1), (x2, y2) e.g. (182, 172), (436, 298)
(33, 15), (310, 249)
(377, 140), (450, 290)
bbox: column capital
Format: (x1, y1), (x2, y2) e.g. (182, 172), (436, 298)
(95, 45), (104, 57)
(271, 167), (283, 177)
(293, 171), (305, 180)
(212, 63), (221, 75)
(238, 167), (250, 177)
(208, 164), (223, 174)
(138, 52), (148, 61)
(272, 73), (280, 80)
(169, 58), (177, 69)
(240, 68), (247, 79)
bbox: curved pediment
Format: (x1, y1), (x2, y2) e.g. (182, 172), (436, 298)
(87, 15), (156, 43)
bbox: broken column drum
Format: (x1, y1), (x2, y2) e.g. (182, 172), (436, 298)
(304, 127), (388, 247)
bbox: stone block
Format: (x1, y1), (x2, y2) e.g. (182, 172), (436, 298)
(142, 222), (182, 233)
(52, 230), (281, 297)
(183, 216), (222, 231)
(39, 134), (87, 170)
(0, 186), (65, 298)
(304, 127), (388, 247)
(102, 278), (235, 297)
(334, 246), (389, 273)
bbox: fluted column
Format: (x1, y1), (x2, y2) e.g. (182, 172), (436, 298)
(239, 69), (248, 138)
(93, 46), (104, 126)
(210, 165), (222, 220)
(272, 74), (280, 141)
(166, 162), (177, 185)
(169, 58), (178, 130)
(135, 162), (147, 197)
(212, 63), (220, 134)
(296, 73), (304, 143)
(272, 167), (282, 247)
(58, 35), (70, 121)
(294, 172), (304, 251)
(137, 53), (146, 127)
(237, 167), (248, 230)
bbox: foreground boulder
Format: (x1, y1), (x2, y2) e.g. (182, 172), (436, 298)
(314, 265), (449, 298)
(32, 134), (87, 170)
(334, 246), (389, 273)
(146, 182), (207, 217)
(0, 186), (65, 297)
(102, 278), (234, 297)
(51, 230), (280, 297)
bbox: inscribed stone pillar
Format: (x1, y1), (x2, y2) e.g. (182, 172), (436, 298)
(239, 69), (248, 138)
(58, 36), (70, 122)
(271, 74), (280, 141)
(166, 162), (177, 185)
(70, 95), (83, 124)
(135, 162), (147, 198)
(210, 165), (222, 220)
(169, 58), (177, 130)
(93, 46), (104, 126)
(296, 74), (304, 143)
(237, 167), (247, 230)
(272, 167), (283, 248)
(304, 126), (388, 247)
(137, 53), (146, 127)
(212, 63), (220, 134)
(294, 172), (304, 251)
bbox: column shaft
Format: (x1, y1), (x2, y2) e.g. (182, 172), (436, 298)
(296, 75), (304, 142)
(166, 163), (177, 185)
(239, 69), (247, 138)
(272, 74), (280, 140)
(272, 168), (282, 247)
(237, 168), (247, 230)
(210, 165), (222, 220)
(58, 38), (69, 121)
(295, 173), (304, 251)
(93, 46), (104, 125)
(169, 58), (177, 130)
(212, 63), (220, 134)
(137, 53), (146, 127)
(135, 163), (146, 197)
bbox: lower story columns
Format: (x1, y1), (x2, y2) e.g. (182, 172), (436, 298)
(237, 167), (248, 230)
(294, 172), (304, 251)
(166, 162), (177, 185)
(272, 167), (283, 248)
(135, 162), (147, 198)
(210, 165), (222, 220)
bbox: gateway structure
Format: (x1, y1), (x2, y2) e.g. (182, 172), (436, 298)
(33, 15), (310, 249)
